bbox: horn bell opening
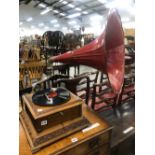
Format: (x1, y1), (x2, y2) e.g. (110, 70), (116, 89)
(105, 9), (125, 94)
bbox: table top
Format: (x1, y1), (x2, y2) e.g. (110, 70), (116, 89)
(20, 104), (112, 155)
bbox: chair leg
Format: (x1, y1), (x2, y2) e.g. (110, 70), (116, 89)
(113, 108), (121, 118)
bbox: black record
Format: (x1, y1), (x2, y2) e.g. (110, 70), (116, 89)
(32, 87), (70, 106)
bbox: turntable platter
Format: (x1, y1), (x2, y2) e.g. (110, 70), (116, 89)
(32, 87), (70, 106)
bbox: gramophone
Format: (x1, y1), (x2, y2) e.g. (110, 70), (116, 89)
(20, 9), (125, 153)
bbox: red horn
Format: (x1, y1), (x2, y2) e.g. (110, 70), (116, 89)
(51, 9), (125, 94)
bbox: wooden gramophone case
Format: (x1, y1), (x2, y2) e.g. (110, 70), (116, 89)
(20, 91), (90, 153)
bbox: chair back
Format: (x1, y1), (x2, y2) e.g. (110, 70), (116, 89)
(19, 61), (45, 87)
(30, 46), (41, 61)
(32, 74), (70, 91)
(55, 75), (90, 105)
(75, 71), (99, 89)
(125, 45), (135, 65)
(117, 73), (135, 105)
(91, 79), (117, 111)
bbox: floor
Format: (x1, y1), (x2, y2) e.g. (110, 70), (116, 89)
(98, 100), (135, 155)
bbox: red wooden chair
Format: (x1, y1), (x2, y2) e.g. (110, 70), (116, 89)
(90, 79), (117, 112)
(117, 74), (135, 105)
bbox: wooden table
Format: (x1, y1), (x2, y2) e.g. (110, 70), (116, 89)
(20, 104), (112, 155)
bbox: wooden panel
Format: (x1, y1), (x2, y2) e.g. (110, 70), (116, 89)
(25, 104), (82, 132)
(61, 133), (110, 155)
